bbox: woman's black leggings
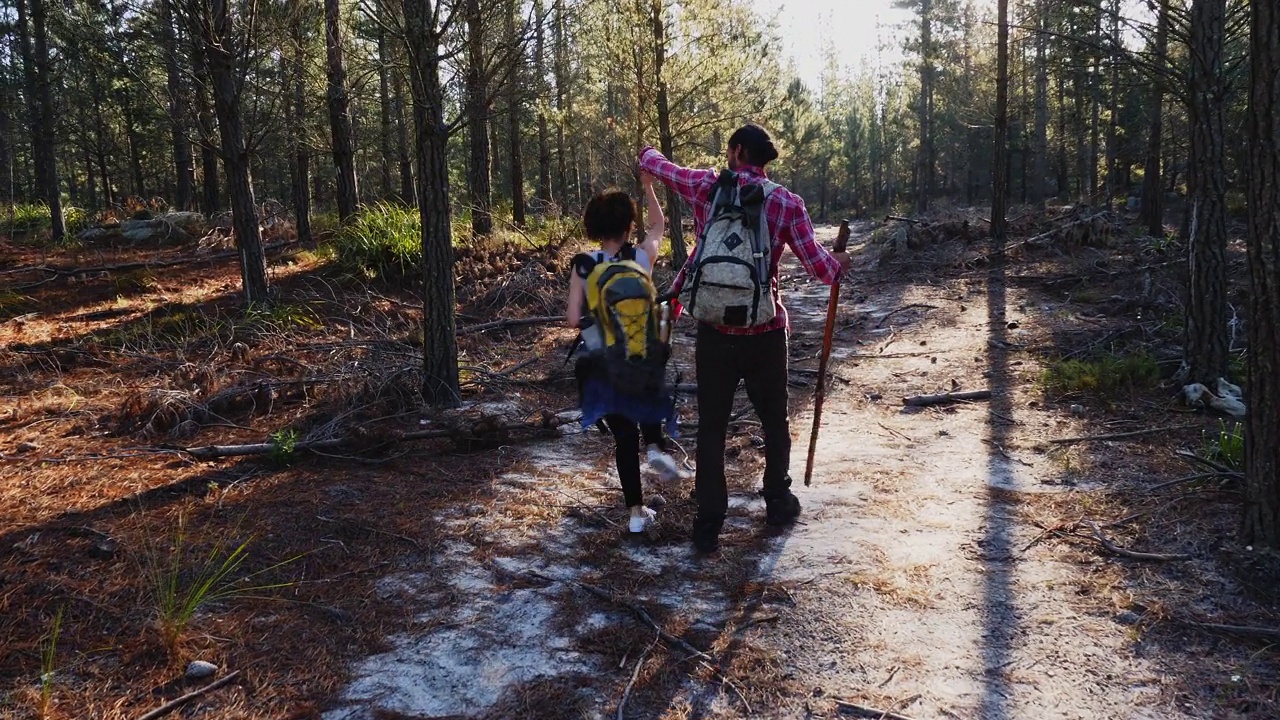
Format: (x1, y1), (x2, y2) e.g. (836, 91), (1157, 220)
(604, 415), (666, 508)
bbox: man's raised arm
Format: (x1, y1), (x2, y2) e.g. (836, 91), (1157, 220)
(638, 146), (716, 208)
(780, 196), (849, 286)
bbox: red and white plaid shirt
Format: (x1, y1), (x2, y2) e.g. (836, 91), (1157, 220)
(639, 146), (842, 336)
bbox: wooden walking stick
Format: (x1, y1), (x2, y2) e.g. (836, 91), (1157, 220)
(804, 219), (851, 487)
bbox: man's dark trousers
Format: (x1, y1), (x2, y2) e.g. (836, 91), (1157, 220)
(694, 323), (791, 527)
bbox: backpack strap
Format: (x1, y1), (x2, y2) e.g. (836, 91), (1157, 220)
(572, 252), (598, 279)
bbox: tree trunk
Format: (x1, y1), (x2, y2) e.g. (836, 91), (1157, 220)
(505, 0), (526, 226)
(1140, 0), (1169, 236)
(160, 0), (195, 209)
(1057, 71), (1068, 200)
(203, 0), (269, 303)
(0, 71), (11, 204)
(916, 0), (933, 214)
(289, 23), (311, 243)
(19, 0), (64, 239)
(1090, 13), (1101, 202)
(553, 0), (568, 204)
(403, 0), (461, 407)
(377, 22), (395, 201)
(1031, 1), (1048, 208)
(1104, 0), (1120, 209)
(1242, 0), (1280, 548)
(192, 39), (220, 214)
(121, 86), (147, 198)
(393, 66), (413, 202)
(84, 146), (97, 209)
(992, 0), (1009, 244)
(465, 0), (493, 236)
(1183, 0), (1229, 387)
(534, 0), (552, 207)
(651, 0), (686, 269)
(325, 0), (359, 221)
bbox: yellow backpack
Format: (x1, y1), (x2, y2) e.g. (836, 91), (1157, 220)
(582, 249), (669, 396)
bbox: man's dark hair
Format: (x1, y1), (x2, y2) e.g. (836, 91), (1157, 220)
(582, 189), (637, 240)
(728, 124), (780, 166)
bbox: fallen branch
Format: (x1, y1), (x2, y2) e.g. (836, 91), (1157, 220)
(6, 242), (302, 280)
(1175, 449), (1237, 474)
(1049, 424), (1202, 445)
(564, 577), (710, 661)
(618, 631), (661, 720)
(1148, 471), (1243, 493)
(456, 315), (563, 336)
(136, 671), (241, 720)
(876, 304), (940, 329)
(834, 699), (919, 720)
(902, 389), (991, 407)
(883, 215), (923, 225)
(181, 413), (576, 459)
(1179, 620), (1280, 643)
(1087, 522), (1190, 562)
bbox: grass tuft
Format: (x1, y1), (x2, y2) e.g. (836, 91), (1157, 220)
(1203, 420), (1245, 471)
(332, 202), (421, 281)
(1042, 352), (1161, 398)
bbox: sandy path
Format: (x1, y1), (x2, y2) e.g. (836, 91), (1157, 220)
(325, 225), (1190, 720)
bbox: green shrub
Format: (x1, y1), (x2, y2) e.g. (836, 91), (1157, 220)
(332, 202), (421, 279)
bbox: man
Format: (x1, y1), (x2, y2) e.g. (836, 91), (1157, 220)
(639, 124), (852, 553)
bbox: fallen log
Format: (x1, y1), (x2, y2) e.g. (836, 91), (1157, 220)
(456, 315), (563, 336)
(902, 389), (991, 407)
(3, 240), (303, 280)
(181, 412), (578, 460)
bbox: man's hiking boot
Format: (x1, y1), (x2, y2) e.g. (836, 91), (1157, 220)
(765, 492), (802, 526)
(692, 515), (723, 553)
(629, 506), (657, 534)
(647, 447), (689, 483)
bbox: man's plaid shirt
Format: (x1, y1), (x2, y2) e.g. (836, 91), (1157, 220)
(639, 146), (842, 336)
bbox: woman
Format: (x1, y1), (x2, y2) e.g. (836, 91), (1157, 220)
(566, 173), (686, 533)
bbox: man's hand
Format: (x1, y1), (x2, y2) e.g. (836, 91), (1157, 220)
(833, 251), (853, 273)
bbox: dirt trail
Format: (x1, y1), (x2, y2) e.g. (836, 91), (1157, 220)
(325, 225), (1194, 720)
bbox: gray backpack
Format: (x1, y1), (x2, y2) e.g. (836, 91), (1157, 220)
(679, 170), (779, 327)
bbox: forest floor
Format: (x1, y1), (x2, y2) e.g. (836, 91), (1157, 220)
(2, 212), (1279, 720)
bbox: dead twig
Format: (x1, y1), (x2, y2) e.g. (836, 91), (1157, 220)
(834, 698), (919, 720)
(1175, 449), (1237, 474)
(135, 671), (242, 720)
(1148, 471), (1243, 493)
(548, 574), (710, 661)
(1178, 620), (1280, 643)
(316, 515), (422, 550)
(876, 304), (939, 329)
(903, 389), (991, 407)
(456, 315), (563, 336)
(1050, 424), (1203, 445)
(1086, 522), (1190, 562)
(618, 631), (661, 720)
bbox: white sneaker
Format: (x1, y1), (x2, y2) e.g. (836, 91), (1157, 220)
(629, 506), (657, 533)
(647, 448), (689, 482)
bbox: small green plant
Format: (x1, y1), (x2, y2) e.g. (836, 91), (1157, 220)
(142, 513), (299, 657)
(37, 605), (64, 719)
(243, 302), (321, 333)
(1203, 420), (1245, 471)
(269, 428), (300, 465)
(1042, 352), (1161, 398)
(332, 202), (421, 280)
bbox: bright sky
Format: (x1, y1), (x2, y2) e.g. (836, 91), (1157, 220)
(752, 0), (914, 91)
